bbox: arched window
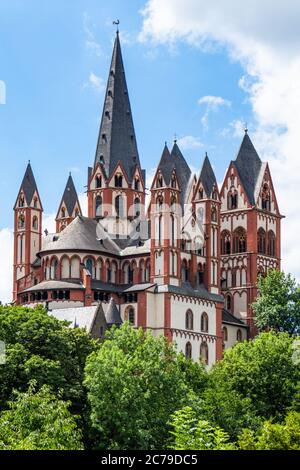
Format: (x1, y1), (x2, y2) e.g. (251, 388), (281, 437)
(128, 307), (135, 325)
(262, 184), (270, 211)
(228, 189), (238, 210)
(222, 327), (228, 342)
(156, 195), (163, 211)
(171, 215), (175, 246)
(226, 294), (232, 312)
(95, 195), (103, 218)
(106, 260), (111, 283)
(51, 258), (58, 280)
(134, 178), (140, 191)
(185, 342), (192, 360)
(171, 175), (177, 188)
(19, 196), (25, 208)
(198, 264), (204, 285)
(158, 215), (163, 245)
(32, 216), (38, 230)
(201, 312), (209, 333)
(212, 190), (218, 201)
(33, 197), (38, 208)
(85, 258), (94, 277)
(221, 231), (231, 255)
(115, 195), (124, 218)
(233, 227), (247, 253)
(145, 261), (150, 282)
(237, 329), (242, 342)
(61, 207), (66, 218)
(134, 197), (140, 218)
(181, 260), (189, 282)
(156, 175), (163, 188)
(96, 176), (102, 188)
(200, 342), (209, 365)
(211, 207), (217, 222)
(198, 188), (204, 199)
(185, 310), (194, 330)
(18, 215), (25, 229)
(115, 175), (123, 188)
(257, 228), (266, 254)
(268, 230), (276, 257)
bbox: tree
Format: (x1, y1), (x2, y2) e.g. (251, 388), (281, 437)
(253, 270), (300, 335)
(0, 305), (98, 413)
(84, 323), (194, 450)
(238, 412), (300, 450)
(169, 407), (236, 450)
(0, 384), (83, 450)
(206, 332), (299, 423)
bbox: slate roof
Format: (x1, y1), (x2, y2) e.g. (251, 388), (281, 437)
(15, 163), (40, 208)
(22, 280), (84, 293)
(105, 298), (122, 326)
(198, 154), (217, 198)
(57, 174), (81, 218)
(49, 305), (102, 332)
(222, 309), (248, 327)
(234, 132), (262, 205)
(157, 283), (224, 303)
(41, 216), (120, 255)
(94, 32), (142, 183)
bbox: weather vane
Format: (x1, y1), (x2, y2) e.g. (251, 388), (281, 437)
(113, 20), (120, 33)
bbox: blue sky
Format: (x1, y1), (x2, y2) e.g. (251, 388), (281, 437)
(0, 0), (251, 229)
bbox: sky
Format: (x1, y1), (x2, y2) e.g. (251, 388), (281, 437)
(0, 0), (299, 303)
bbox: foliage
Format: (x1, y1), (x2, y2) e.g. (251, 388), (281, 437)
(84, 322), (193, 450)
(253, 270), (300, 335)
(169, 406), (236, 450)
(0, 305), (98, 411)
(0, 383), (83, 450)
(238, 412), (300, 450)
(207, 332), (299, 423)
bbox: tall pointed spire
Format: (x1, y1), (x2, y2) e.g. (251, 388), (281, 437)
(56, 174), (82, 232)
(198, 153), (218, 198)
(15, 163), (39, 208)
(234, 132), (262, 205)
(94, 33), (140, 182)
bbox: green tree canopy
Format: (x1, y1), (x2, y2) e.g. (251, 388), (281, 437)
(206, 332), (299, 425)
(0, 383), (83, 450)
(253, 270), (300, 335)
(84, 323), (205, 450)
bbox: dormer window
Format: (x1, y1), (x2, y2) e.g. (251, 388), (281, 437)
(157, 176), (163, 188)
(105, 111), (110, 119)
(19, 196), (25, 208)
(199, 188), (204, 199)
(61, 207), (66, 218)
(96, 176), (102, 188)
(134, 178), (140, 191)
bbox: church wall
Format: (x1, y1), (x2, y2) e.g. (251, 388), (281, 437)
(223, 324), (248, 350)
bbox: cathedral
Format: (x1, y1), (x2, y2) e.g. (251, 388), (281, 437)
(12, 32), (283, 365)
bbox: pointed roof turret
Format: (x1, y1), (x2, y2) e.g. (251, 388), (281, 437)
(198, 153), (218, 198)
(105, 298), (122, 327)
(234, 132), (262, 205)
(15, 163), (42, 209)
(94, 33), (141, 182)
(57, 174), (82, 219)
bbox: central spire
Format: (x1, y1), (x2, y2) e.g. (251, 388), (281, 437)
(94, 33), (140, 182)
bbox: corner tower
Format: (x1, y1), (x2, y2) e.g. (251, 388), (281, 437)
(87, 32), (146, 231)
(13, 164), (43, 300)
(56, 174), (82, 232)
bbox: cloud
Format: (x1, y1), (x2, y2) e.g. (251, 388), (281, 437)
(0, 228), (13, 304)
(86, 72), (105, 93)
(177, 135), (203, 150)
(83, 13), (102, 56)
(198, 95), (231, 128)
(221, 119), (247, 139)
(140, 0), (300, 281)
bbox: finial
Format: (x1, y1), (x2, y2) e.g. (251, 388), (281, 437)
(28, 159), (30, 164)
(113, 20), (120, 34)
(245, 123), (248, 134)
(174, 133), (177, 144)
(205, 151), (208, 158)
(69, 171), (72, 176)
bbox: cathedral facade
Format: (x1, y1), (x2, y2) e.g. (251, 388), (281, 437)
(12, 33), (283, 365)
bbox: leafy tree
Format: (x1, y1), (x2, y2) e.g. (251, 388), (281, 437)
(169, 406), (236, 450)
(238, 412), (300, 450)
(253, 270), (300, 335)
(84, 323), (193, 450)
(207, 332), (299, 423)
(0, 383), (83, 450)
(0, 305), (98, 412)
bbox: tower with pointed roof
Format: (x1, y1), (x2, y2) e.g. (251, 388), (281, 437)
(87, 31), (146, 235)
(13, 163), (43, 300)
(220, 130), (283, 336)
(56, 174), (82, 232)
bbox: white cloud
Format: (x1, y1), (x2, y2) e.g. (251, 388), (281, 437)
(177, 135), (203, 150)
(198, 95), (231, 128)
(0, 228), (13, 304)
(221, 119), (247, 139)
(86, 72), (105, 93)
(43, 213), (56, 234)
(140, 0), (300, 281)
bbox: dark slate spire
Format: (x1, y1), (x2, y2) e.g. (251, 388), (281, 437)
(94, 33), (140, 182)
(198, 153), (218, 198)
(58, 174), (81, 217)
(234, 132), (262, 205)
(156, 143), (172, 184)
(16, 163), (39, 207)
(170, 143), (192, 205)
(105, 298), (122, 327)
